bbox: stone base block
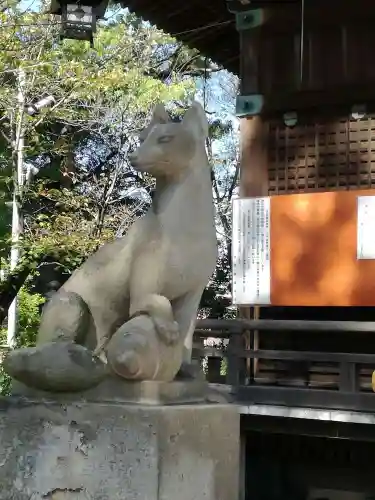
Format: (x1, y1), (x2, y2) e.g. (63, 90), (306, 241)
(12, 377), (208, 405)
(0, 397), (240, 500)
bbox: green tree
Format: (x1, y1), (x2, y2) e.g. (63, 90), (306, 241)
(0, 286), (45, 395)
(0, 1), (199, 322)
(0, 286), (45, 347)
(198, 71), (240, 319)
(0, 1), (239, 359)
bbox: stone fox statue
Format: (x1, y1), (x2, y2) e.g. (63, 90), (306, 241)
(4, 101), (217, 391)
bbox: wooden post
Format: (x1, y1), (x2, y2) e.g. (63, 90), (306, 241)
(238, 117), (268, 381)
(236, 8), (269, 381)
(238, 7), (268, 195)
(239, 116), (269, 197)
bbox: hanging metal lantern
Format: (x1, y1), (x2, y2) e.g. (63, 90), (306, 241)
(48, 0), (109, 47)
(283, 111), (298, 128)
(351, 103), (367, 121)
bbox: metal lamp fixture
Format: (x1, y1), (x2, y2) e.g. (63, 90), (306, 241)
(48, 0), (109, 47)
(351, 103), (367, 121)
(61, 3), (96, 45)
(283, 111), (298, 128)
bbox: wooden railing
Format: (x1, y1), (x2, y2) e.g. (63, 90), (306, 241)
(193, 319), (375, 412)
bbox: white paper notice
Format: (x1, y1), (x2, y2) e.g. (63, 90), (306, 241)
(357, 196), (375, 260)
(232, 197), (271, 305)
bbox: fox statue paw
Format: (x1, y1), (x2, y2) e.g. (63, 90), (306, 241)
(152, 316), (179, 346)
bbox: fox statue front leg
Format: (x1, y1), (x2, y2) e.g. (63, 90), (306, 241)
(99, 289), (205, 383)
(172, 287), (206, 380)
(104, 294), (183, 381)
(102, 253), (185, 381)
(127, 244), (181, 347)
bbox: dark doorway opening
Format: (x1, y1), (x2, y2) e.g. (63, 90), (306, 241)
(244, 427), (375, 500)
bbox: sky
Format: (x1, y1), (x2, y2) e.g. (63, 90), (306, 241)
(19, 0), (40, 12)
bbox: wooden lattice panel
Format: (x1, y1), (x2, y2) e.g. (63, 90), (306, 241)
(267, 115), (375, 194)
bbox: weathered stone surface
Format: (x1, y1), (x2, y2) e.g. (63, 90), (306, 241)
(11, 378), (209, 405)
(3, 341), (108, 392)
(105, 312), (183, 382)
(37, 290), (91, 347)
(4, 102), (217, 391)
(7, 101), (217, 390)
(0, 399), (239, 500)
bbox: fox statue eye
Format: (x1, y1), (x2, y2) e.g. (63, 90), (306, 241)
(157, 135), (174, 144)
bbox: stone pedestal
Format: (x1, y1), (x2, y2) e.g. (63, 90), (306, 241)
(11, 377), (209, 405)
(0, 393), (240, 499)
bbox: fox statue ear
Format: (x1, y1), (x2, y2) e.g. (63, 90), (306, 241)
(139, 103), (171, 142)
(151, 103), (171, 125)
(182, 101), (209, 140)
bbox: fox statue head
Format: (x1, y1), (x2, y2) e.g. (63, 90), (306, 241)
(129, 101), (209, 178)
